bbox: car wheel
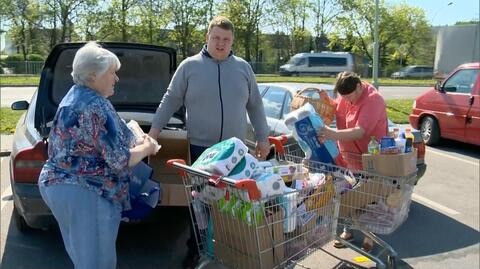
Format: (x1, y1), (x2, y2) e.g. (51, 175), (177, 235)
(420, 116), (440, 145)
(13, 204), (31, 233)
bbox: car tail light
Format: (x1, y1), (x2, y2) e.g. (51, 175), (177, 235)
(413, 141), (425, 160)
(12, 141), (48, 183)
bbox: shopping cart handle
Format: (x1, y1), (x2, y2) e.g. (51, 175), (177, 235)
(268, 135), (288, 154)
(166, 159), (187, 177)
(234, 179), (261, 201)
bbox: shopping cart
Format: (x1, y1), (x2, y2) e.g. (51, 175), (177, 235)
(269, 135), (417, 269)
(167, 141), (342, 269)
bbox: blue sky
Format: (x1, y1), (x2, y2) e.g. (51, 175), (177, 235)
(388, 0), (479, 26)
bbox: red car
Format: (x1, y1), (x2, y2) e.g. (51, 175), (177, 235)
(409, 62), (480, 146)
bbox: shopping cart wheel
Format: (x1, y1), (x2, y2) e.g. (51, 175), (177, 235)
(387, 255), (397, 269)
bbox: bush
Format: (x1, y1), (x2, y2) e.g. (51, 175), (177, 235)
(27, 54), (45, 61)
(5, 54), (26, 61)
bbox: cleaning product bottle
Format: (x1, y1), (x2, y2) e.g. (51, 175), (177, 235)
(404, 128), (414, 153)
(368, 136), (380, 155)
(393, 127), (400, 139)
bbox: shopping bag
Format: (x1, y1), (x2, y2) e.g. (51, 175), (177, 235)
(122, 161), (161, 221)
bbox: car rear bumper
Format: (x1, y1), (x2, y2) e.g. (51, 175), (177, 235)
(13, 183), (56, 229)
(409, 114), (420, 130)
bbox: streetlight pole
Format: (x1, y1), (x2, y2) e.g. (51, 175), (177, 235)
(431, 2), (454, 26)
(372, 0), (379, 89)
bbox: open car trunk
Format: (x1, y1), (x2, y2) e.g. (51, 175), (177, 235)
(36, 42), (189, 207)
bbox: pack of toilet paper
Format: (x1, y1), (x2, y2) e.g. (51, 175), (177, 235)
(228, 153), (259, 180)
(192, 137), (248, 176)
(284, 103), (338, 164)
(254, 173), (287, 198)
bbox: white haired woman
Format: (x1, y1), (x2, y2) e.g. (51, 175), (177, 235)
(38, 41), (159, 269)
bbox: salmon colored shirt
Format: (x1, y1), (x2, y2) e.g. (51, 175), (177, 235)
(335, 82), (387, 168)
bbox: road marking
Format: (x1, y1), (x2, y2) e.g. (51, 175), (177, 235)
(412, 193), (460, 215)
(1, 185), (12, 212)
(427, 148), (479, 166)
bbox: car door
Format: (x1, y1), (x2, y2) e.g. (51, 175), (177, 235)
(245, 84), (268, 147)
(464, 69), (480, 145)
(438, 68), (479, 141)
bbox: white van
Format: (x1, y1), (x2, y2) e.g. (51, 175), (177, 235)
(279, 52), (355, 76)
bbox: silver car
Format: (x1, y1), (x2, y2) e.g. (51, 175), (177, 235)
(9, 42), (190, 232)
(245, 82), (335, 154)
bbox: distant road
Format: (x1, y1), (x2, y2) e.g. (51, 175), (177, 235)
(1, 87), (36, 107)
(0, 85), (430, 108)
(378, 86), (430, 99)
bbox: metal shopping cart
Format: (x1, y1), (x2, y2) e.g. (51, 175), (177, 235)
(167, 142), (342, 268)
(269, 135), (417, 269)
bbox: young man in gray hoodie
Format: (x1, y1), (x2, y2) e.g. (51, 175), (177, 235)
(148, 16), (269, 268)
(149, 16), (269, 161)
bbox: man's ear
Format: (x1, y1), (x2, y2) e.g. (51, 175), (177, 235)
(205, 32), (209, 43)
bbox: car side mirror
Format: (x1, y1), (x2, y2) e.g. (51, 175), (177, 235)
(11, 100), (29, 110)
(434, 81), (444, 92)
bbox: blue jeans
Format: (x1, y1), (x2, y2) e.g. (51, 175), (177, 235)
(39, 184), (121, 269)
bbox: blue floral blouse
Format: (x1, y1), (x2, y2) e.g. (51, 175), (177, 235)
(39, 85), (135, 211)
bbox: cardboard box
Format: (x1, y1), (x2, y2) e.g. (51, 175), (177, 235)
(340, 179), (396, 218)
(362, 149), (417, 177)
(148, 129), (190, 207)
(211, 206), (285, 269)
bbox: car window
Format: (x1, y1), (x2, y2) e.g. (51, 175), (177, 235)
(258, 85), (267, 95)
(443, 68), (479, 94)
(282, 92), (292, 118)
(52, 48), (172, 105)
(262, 86), (286, 119)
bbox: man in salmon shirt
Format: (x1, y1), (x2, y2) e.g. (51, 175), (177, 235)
(317, 71), (387, 252)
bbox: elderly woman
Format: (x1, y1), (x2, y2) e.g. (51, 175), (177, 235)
(38, 41), (158, 269)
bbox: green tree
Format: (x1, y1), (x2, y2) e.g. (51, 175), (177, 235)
(167, 0), (207, 59)
(219, 0), (266, 62)
(6, 0), (43, 59)
(309, 0), (341, 51)
(135, 0), (171, 45)
(272, 0), (311, 55)
(330, 0), (432, 73)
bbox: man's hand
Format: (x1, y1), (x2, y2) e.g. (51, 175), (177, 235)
(148, 128), (161, 140)
(255, 141), (270, 160)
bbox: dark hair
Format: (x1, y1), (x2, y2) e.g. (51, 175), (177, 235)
(334, 71), (361, 95)
(208, 16), (234, 34)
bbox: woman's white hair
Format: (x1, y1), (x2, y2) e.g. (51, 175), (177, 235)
(71, 41), (121, 86)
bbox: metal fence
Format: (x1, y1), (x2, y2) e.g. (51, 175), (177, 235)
(1, 61), (44, 75)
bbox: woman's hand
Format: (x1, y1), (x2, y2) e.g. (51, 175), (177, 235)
(317, 126), (337, 141)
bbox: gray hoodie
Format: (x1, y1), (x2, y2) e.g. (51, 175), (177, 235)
(152, 46), (269, 147)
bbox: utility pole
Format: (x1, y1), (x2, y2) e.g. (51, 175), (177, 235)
(372, 0), (379, 90)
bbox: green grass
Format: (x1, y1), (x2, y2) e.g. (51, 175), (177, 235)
(0, 100), (413, 134)
(0, 74), (436, 87)
(0, 108), (24, 134)
(386, 99), (414, 124)
(0, 75), (40, 86)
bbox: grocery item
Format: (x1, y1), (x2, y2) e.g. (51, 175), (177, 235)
(367, 136), (380, 155)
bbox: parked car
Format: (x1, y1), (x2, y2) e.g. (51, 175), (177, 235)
(391, 65), (433, 79)
(409, 62), (480, 146)
(9, 42), (191, 232)
(246, 82), (426, 179)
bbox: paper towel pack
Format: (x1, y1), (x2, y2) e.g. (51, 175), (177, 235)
(192, 137), (248, 176)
